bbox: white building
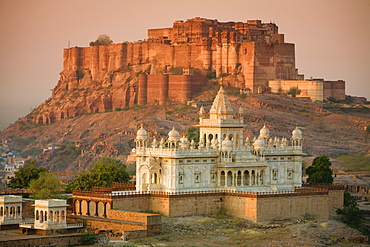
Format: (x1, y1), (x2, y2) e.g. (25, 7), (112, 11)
(135, 86), (303, 193)
(0, 195), (23, 228)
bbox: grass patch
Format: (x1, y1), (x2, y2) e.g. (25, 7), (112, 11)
(336, 153), (370, 171)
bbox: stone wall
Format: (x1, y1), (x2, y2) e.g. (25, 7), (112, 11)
(323, 80), (346, 100)
(269, 79), (345, 101)
(0, 234), (85, 247)
(256, 194), (329, 221)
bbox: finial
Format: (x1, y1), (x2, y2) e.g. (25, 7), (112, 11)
(220, 77), (224, 87)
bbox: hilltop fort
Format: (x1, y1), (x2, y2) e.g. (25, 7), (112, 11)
(32, 17), (345, 125)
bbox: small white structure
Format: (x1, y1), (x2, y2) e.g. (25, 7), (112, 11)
(0, 195), (23, 228)
(33, 199), (68, 230)
(135, 86), (304, 193)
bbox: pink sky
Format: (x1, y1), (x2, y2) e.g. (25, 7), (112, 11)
(1, 0), (369, 130)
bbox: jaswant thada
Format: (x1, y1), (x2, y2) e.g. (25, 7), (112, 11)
(135, 85), (303, 193)
(71, 86), (344, 225)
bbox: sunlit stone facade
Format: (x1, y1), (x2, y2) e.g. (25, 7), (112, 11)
(135, 86), (303, 192)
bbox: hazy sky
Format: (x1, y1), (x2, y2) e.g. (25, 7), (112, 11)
(1, 0), (369, 130)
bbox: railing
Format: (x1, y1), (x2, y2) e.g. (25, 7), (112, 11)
(301, 183), (345, 190)
(73, 187), (333, 199)
(67, 223), (83, 228)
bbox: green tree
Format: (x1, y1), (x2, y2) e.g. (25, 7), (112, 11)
(168, 67), (183, 75)
(8, 161), (47, 189)
(186, 127), (200, 144)
(28, 171), (64, 199)
(286, 86), (301, 97)
(68, 157), (131, 191)
(336, 191), (369, 236)
(89, 34), (113, 46)
(306, 155), (333, 184)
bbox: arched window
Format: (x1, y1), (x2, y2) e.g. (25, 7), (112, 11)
(61, 210), (65, 220)
(50, 211), (54, 222)
(237, 171), (242, 186)
(55, 211), (60, 222)
(40, 211), (44, 223)
(0, 207), (3, 216)
(251, 170), (256, 185)
(227, 171), (233, 187)
(244, 170), (250, 185)
(36, 210), (39, 220)
(221, 171), (226, 186)
(17, 206), (21, 217)
(260, 170), (264, 185)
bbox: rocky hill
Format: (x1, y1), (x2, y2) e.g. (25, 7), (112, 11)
(1, 83), (369, 173)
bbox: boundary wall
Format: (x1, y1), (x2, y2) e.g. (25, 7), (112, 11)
(72, 185), (344, 223)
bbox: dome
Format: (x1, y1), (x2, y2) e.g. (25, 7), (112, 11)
(181, 136), (188, 143)
(168, 127), (180, 142)
(292, 127), (303, 140)
(253, 138), (266, 150)
(136, 126), (148, 140)
(259, 125), (270, 139)
(221, 139), (233, 151)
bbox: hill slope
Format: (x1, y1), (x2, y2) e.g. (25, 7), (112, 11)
(1, 86), (369, 172)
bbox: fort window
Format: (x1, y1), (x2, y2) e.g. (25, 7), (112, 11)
(266, 158), (270, 160)
(288, 157), (292, 160)
(203, 159), (207, 162)
(211, 159), (215, 162)
(273, 157), (277, 161)
(280, 157), (284, 160)
(179, 174), (183, 184)
(179, 160), (183, 163)
(187, 160), (191, 163)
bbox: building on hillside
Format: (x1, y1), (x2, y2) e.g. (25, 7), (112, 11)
(135, 86), (303, 193)
(269, 79), (345, 101)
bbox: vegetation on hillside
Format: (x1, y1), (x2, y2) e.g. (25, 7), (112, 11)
(336, 191), (370, 237)
(53, 143), (81, 170)
(67, 157), (131, 191)
(286, 86), (301, 97)
(336, 153), (370, 171)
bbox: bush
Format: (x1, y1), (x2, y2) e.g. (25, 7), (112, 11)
(206, 71), (216, 80)
(80, 231), (97, 245)
(168, 67), (183, 75)
(21, 147), (42, 158)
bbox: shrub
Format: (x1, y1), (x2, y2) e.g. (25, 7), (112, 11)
(80, 231), (98, 245)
